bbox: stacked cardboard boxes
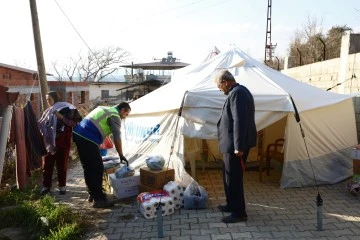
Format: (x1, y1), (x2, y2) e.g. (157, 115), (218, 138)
(139, 167), (175, 193)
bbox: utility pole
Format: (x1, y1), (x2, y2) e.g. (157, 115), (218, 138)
(264, 0), (277, 64)
(29, 0), (49, 111)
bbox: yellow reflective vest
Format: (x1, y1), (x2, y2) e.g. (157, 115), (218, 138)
(85, 106), (119, 139)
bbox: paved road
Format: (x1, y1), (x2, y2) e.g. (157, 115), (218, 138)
(55, 160), (360, 240)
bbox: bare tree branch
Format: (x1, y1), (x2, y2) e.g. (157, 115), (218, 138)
(51, 60), (64, 81)
(50, 46), (130, 82)
(287, 16), (351, 68)
(80, 46), (130, 82)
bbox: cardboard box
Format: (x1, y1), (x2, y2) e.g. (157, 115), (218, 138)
(108, 172), (140, 199)
(354, 159), (360, 175)
(351, 148), (360, 160)
(109, 172), (140, 188)
(140, 167), (175, 189)
(139, 184), (162, 193)
(112, 185), (139, 199)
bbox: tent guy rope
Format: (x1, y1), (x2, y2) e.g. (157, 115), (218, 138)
(290, 95), (323, 231)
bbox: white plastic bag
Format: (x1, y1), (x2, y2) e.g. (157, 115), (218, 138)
(146, 155), (165, 170)
(115, 165), (135, 178)
(183, 180), (208, 209)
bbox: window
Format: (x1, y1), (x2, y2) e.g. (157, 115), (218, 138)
(101, 90), (109, 99)
(2, 73), (11, 79)
(78, 91), (85, 104)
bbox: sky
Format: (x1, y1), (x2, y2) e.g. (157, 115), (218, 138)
(1, 0), (359, 71)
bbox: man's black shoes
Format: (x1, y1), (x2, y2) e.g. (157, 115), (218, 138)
(222, 215), (248, 223)
(217, 204), (232, 212)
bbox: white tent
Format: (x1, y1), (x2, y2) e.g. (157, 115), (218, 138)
(122, 46), (357, 188)
(200, 46), (221, 65)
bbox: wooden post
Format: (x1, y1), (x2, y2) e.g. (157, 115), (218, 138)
(29, 0), (49, 111)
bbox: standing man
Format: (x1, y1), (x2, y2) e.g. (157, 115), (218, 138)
(214, 70), (257, 223)
(73, 102), (131, 208)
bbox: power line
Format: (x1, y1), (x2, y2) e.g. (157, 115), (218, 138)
(53, 0), (122, 81)
(53, 0), (94, 56)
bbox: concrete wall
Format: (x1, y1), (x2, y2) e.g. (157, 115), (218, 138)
(282, 57), (341, 91)
(282, 53), (360, 94)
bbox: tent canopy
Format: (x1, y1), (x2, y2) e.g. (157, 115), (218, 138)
(130, 47), (351, 132)
(124, 46), (357, 188)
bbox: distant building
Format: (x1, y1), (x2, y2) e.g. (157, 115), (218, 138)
(89, 75), (127, 105)
(117, 51), (189, 101)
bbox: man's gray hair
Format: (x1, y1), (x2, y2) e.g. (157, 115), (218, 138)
(213, 69), (236, 84)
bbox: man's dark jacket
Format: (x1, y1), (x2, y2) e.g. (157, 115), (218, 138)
(217, 83), (257, 155)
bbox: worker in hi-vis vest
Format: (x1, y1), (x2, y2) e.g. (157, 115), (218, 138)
(73, 102), (131, 208)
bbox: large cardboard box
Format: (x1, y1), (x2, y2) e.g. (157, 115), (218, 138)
(140, 167), (175, 189)
(109, 172), (140, 198)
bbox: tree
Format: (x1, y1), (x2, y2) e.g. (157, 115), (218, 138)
(287, 16), (352, 68)
(79, 46), (129, 82)
(325, 25), (351, 59)
(51, 54), (82, 81)
(265, 57), (284, 71)
(51, 46), (130, 82)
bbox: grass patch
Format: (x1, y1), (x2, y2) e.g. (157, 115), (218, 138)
(0, 168), (42, 206)
(1, 143), (90, 239)
(0, 195), (90, 239)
